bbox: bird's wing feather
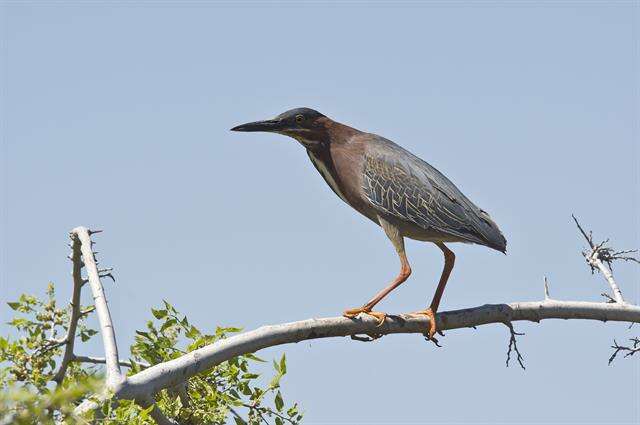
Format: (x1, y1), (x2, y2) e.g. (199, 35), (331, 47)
(361, 135), (506, 252)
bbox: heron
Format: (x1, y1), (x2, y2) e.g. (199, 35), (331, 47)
(231, 107), (506, 339)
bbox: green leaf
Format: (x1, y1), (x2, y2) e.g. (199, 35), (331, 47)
(234, 417), (247, 425)
(287, 404), (298, 417)
(274, 390), (284, 411)
(101, 400), (110, 416)
(244, 353), (266, 362)
(7, 302), (20, 311)
(275, 418), (284, 425)
(9, 318), (29, 327)
(279, 354), (287, 374)
(186, 325), (200, 339)
(241, 383), (252, 396)
(79, 329), (98, 342)
(135, 330), (150, 339)
(138, 404), (154, 421)
(19, 294), (37, 305)
(151, 308), (167, 319)
(160, 318), (177, 333)
(162, 299), (175, 313)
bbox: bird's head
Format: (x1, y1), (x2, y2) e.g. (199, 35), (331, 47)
(231, 107), (330, 149)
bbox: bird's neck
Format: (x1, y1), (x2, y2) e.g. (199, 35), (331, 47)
(324, 120), (361, 145)
(306, 121), (364, 207)
(306, 144), (350, 205)
(304, 119), (361, 173)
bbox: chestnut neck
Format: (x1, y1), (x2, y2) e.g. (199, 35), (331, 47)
(320, 117), (362, 145)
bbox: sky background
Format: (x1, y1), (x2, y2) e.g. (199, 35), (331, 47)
(1, 1), (639, 423)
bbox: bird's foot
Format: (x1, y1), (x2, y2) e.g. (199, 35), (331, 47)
(343, 307), (387, 327)
(409, 308), (438, 340)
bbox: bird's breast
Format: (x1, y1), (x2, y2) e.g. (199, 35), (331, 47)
(307, 142), (377, 223)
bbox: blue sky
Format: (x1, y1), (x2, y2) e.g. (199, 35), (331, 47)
(1, 1), (639, 423)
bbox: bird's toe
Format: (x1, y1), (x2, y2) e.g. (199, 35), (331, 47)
(408, 308), (438, 339)
(343, 307), (387, 326)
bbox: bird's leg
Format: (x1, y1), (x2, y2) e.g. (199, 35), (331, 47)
(343, 218), (411, 327)
(343, 259), (410, 326)
(410, 242), (455, 339)
(343, 256), (411, 325)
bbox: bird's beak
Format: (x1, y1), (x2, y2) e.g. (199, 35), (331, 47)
(230, 119), (283, 133)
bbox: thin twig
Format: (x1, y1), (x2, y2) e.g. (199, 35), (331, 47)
(601, 293), (616, 304)
(543, 276), (551, 301)
(608, 338), (640, 365)
(34, 337), (68, 357)
(72, 355), (149, 369)
(503, 322), (525, 370)
(241, 402), (297, 424)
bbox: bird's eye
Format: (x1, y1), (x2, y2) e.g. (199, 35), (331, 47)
(295, 114), (304, 123)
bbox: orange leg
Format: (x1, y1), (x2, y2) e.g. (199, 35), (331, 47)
(411, 242), (455, 339)
(344, 217), (411, 326)
(343, 253), (411, 325)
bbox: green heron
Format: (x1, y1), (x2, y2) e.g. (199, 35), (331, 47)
(231, 108), (506, 338)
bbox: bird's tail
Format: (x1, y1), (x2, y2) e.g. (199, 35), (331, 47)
(478, 210), (507, 253)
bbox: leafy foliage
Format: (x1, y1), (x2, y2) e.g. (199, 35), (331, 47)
(0, 284), (302, 424)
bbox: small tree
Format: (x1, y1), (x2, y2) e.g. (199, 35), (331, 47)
(0, 282), (302, 424)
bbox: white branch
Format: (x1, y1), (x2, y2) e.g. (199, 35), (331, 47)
(589, 253), (625, 304)
(572, 215), (627, 304)
(70, 227), (124, 391)
(115, 299), (640, 400)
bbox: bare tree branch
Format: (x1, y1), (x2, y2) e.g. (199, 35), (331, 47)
(72, 355), (149, 369)
(503, 322), (525, 369)
(572, 215), (636, 304)
(572, 216), (640, 364)
(609, 338), (640, 365)
(601, 293), (616, 303)
(70, 226), (124, 392)
(52, 232), (85, 384)
(116, 300), (640, 400)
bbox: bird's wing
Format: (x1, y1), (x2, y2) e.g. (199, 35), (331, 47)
(361, 135), (506, 252)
